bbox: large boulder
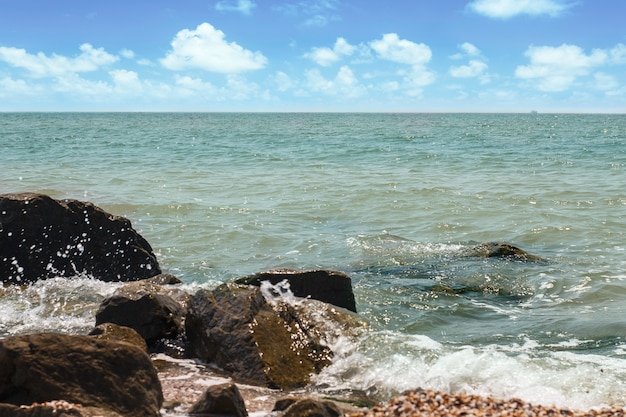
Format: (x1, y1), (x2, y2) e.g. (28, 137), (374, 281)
(186, 283), (362, 390)
(0, 193), (160, 284)
(235, 269), (357, 312)
(0, 333), (163, 417)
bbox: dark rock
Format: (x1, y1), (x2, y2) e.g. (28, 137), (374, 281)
(95, 280), (186, 347)
(142, 273), (183, 285)
(89, 322), (149, 353)
(465, 242), (545, 261)
(277, 398), (342, 417)
(0, 333), (163, 417)
(185, 283), (345, 389)
(0, 402), (124, 417)
(0, 193), (160, 284)
(235, 269), (357, 312)
(189, 382), (248, 417)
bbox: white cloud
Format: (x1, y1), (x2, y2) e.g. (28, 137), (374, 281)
(449, 42), (489, 83)
(593, 72), (618, 91)
(120, 49), (135, 59)
(461, 42), (481, 56)
(515, 44), (608, 92)
(368, 33), (435, 95)
(0, 43), (118, 78)
(0, 77), (42, 96)
(174, 75), (217, 98)
(402, 66), (436, 96)
(305, 37), (356, 66)
(110, 69), (142, 92)
(274, 71), (296, 92)
(467, 0), (574, 19)
(273, 0), (340, 27)
(52, 73), (112, 97)
(215, 0), (256, 15)
(160, 22), (267, 73)
(450, 60), (488, 78)
(304, 65), (366, 98)
(370, 33), (431, 66)
(610, 43), (626, 64)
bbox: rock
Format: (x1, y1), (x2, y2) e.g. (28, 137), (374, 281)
(185, 283), (343, 389)
(235, 269), (357, 312)
(0, 193), (160, 284)
(275, 398), (343, 417)
(142, 273), (183, 285)
(0, 333), (162, 417)
(465, 242), (545, 261)
(0, 402), (124, 417)
(89, 322), (149, 353)
(189, 382), (248, 417)
(95, 280), (187, 347)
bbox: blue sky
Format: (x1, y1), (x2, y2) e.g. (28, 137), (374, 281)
(1, 0), (625, 112)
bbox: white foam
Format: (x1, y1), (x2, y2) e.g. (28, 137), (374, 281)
(311, 331), (626, 410)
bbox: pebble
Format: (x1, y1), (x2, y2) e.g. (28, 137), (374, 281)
(347, 389), (626, 417)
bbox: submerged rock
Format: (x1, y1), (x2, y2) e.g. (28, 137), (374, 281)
(185, 282), (362, 390)
(464, 242), (545, 262)
(0, 333), (163, 417)
(235, 268), (357, 312)
(0, 193), (160, 284)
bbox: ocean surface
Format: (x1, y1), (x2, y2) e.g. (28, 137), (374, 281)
(1, 112), (625, 410)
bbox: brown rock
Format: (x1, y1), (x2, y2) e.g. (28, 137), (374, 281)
(235, 269), (357, 312)
(0, 402), (124, 417)
(0, 193), (160, 284)
(189, 382), (248, 417)
(185, 283), (336, 389)
(89, 322), (149, 353)
(0, 333), (163, 417)
(278, 398), (343, 417)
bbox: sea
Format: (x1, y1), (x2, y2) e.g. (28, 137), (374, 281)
(1, 112), (625, 410)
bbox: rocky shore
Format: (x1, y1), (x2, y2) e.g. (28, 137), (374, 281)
(1, 193), (624, 417)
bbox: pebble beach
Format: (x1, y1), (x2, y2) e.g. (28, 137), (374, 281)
(348, 390), (626, 417)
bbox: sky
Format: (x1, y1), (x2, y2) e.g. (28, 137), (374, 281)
(0, 0), (625, 112)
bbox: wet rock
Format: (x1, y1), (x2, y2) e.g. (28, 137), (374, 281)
(95, 280), (187, 348)
(185, 283), (357, 389)
(89, 322), (149, 353)
(275, 398), (343, 417)
(189, 382), (248, 417)
(235, 269), (357, 312)
(142, 273), (183, 285)
(0, 333), (163, 417)
(0, 402), (124, 417)
(465, 242), (544, 261)
(0, 193), (160, 284)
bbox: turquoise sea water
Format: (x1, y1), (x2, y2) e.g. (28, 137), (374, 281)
(1, 113), (625, 409)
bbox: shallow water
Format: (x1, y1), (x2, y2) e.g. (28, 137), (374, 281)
(1, 112), (625, 409)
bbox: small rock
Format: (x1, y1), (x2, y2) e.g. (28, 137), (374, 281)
(278, 398), (342, 417)
(189, 382), (248, 417)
